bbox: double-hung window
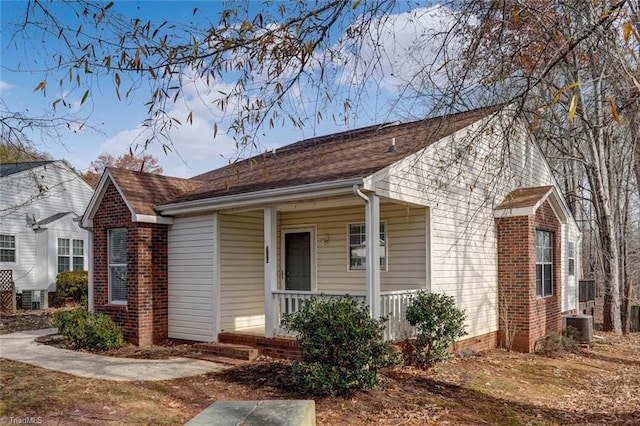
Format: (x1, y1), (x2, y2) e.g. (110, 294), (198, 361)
(108, 228), (127, 304)
(567, 242), (575, 277)
(0, 235), (16, 262)
(57, 238), (85, 273)
(536, 230), (553, 297)
(349, 223), (387, 271)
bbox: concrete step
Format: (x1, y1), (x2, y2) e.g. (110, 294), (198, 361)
(186, 400), (316, 426)
(193, 342), (260, 361)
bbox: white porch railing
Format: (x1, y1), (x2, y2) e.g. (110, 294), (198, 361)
(272, 289), (419, 341)
(380, 289), (419, 341)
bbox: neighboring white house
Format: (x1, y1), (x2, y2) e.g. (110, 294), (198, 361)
(0, 161), (94, 305)
(83, 106), (582, 352)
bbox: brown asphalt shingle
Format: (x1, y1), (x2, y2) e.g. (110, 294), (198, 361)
(106, 168), (203, 216)
(174, 105), (502, 204)
(496, 186), (554, 210)
(106, 105), (502, 215)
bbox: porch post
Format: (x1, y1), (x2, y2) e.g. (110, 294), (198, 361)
(366, 194), (381, 319)
(264, 206), (278, 337)
(212, 212), (220, 342)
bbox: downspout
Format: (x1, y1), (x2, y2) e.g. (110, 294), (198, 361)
(353, 184), (369, 203)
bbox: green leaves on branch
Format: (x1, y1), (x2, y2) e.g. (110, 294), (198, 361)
(405, 291), (467, 367)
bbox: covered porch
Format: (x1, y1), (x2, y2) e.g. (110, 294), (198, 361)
(213, 187), (428, 343)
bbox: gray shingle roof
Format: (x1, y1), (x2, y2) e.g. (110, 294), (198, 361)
(0, 161), (55, 178)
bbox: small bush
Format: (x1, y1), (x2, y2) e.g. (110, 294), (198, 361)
(56, 271), (88, 306)
(53, 308), (125, 351)
(535, 329), (579, 356)
(281, 296), (402, 396)
(405, 290), (467, 367)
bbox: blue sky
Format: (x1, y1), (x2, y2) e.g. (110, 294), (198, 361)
(1, 1), (449, 177)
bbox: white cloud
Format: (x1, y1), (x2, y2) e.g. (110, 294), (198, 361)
(334, 5), (465, 91)
(95, 76), (243, 178)
(0, 80), (15, 93)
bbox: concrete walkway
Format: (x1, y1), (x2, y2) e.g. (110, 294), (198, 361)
(0, 328), (227, 382)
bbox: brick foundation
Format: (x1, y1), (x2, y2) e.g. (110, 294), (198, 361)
(92, 181), (168, 346)
(218, 332), (302, 360)
(454, 331), (499, 354)
(497, 200), (562, 352)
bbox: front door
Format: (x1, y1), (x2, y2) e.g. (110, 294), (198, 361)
(284, 232), (311, 291)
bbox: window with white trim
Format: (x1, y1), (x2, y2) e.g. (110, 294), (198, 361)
(57, 238), (85, 273)
(108, 228), (127, 303)
(536, 230), (553, 297)
(567, 242), (575, 277)
(0, 235), (16, 262)
(349, 223), (386, 271)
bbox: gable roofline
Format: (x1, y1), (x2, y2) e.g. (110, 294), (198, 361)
(0, 160), (93, 192)
(494, 185), (568, 224)
(32, 211), (74, 228)
(363, 106), (502, 192)
(523, 127), (580, 232)
(82, 169), (175, 228)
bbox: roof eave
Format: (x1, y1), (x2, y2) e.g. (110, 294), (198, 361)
(494, 187), (568, 224)
(156, 178), (364, 215)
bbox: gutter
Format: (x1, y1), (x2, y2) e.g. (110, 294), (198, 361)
(157, 178), (363, 215)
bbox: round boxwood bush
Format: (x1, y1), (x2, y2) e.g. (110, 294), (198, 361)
(53, 308), (125, 351)
(281, 295), (402, 396)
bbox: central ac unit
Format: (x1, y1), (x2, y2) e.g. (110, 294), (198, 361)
(564, 314), (593, 343)
(21, 289), (47, 310)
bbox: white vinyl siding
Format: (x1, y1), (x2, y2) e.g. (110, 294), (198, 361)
(0, 162), (93, 292)
(370, 115), (557, 339)
(168, 214), (216, 341)
(279, 203), (427, 294)
(219, 211), (264, 332)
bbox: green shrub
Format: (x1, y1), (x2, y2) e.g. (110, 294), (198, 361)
(53, 308), (125, 351)
(56, 271), (88, 306)
(405, 290), (467, 367)
(281, 295), (402, 396)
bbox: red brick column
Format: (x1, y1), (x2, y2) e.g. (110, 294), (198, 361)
(497, 200), (562, 352)
(92, 181), (168, 346)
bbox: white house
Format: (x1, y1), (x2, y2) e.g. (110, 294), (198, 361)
(0, 160), (94, 307)
(82, 106), (581, 352)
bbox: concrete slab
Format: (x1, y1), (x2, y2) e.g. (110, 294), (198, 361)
(185, 400), (316, 426)
(0, 328), (228, 381)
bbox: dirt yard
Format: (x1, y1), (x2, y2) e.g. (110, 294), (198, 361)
(1, 310), (639, 425)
